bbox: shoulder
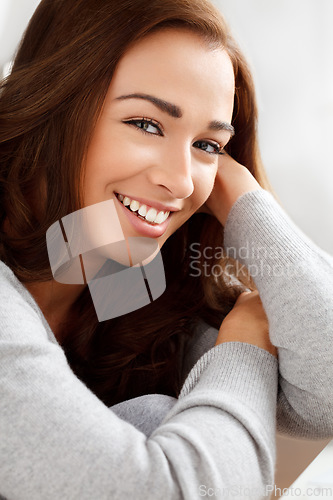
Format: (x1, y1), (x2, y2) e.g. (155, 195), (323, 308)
(0, 260), (38, 313)
(0, 261), (55, 344)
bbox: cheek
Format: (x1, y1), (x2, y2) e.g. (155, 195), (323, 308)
(85, 131), (159, 185)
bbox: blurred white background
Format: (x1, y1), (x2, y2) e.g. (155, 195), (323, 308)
(0, 0), (332, 254)
(215, 0), (333, 255)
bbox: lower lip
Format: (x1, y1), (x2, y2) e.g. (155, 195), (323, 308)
(114, 194), (173, 238)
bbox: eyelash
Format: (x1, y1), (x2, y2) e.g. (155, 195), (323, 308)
(123, 117), (224, 156)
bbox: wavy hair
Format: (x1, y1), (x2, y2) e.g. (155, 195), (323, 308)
(0, 0), (274, 405)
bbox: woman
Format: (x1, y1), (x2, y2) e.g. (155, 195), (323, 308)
(0, 0), (332, 498)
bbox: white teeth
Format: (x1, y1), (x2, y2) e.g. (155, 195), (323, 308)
(117, 193), (171, 225)
(145, 208), (158, 223)
(162, 212), (170, 223)
(138, 204), (147, 217)
(154, 211), (167, 224)
(130, 200), (140, 212)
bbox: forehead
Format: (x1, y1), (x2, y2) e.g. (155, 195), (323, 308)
(106, 28), (235, 116)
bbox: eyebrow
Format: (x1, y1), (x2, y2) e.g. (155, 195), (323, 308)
(114, 93), (235, 136)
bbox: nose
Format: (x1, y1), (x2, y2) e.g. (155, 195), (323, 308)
(146, 145), (194, 199)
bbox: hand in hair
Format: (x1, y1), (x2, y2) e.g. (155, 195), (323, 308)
(200, 153), (262, 226)
(215, 290), (278, 358)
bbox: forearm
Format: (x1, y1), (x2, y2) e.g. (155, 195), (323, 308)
(223, 189), (333, 437)
(0, 262), (279, 499)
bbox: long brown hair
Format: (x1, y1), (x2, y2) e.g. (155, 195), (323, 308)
(0, 0), (275, 405)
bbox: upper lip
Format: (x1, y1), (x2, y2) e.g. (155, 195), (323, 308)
(115, 192), (181, 213)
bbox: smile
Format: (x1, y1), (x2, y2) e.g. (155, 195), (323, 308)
(115, 193), (171, 225)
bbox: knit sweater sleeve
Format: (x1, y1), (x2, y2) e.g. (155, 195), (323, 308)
(192, 188), (333, 439)
(0, 260), (278, 500)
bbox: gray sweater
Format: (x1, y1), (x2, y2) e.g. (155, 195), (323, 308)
(0, 189), (332, 500)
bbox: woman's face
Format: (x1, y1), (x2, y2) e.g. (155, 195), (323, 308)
(83, 28), (235, 249)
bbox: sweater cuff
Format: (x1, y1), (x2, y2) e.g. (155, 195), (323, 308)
(180, 341), (278, 422)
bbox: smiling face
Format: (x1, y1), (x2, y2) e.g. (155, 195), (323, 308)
(83, 28), (235, 249)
